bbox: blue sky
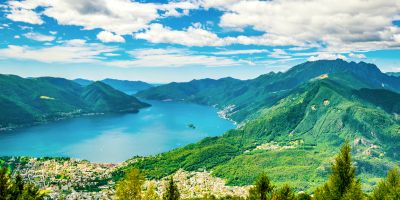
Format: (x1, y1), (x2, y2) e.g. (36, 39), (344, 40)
(0, 0), (399, 83)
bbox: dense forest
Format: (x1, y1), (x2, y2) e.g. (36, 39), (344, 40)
(0, 75), (150, 129)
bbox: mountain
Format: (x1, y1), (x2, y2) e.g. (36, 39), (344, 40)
(137, 59), (400, 122)
(387, 72), (400, 77)
(81, 81), (149, 112)
(73, 78), (154, 94)
(119, 60), (400, 191)
(73, 78), (93, 86)
(0, 75), (150, 130)
(101, 78), (154, 94)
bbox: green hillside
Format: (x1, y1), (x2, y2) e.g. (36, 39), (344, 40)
(81, 81), (150, 112)
(119, 61), (400, 192)
(137, 59), (400, 122)
(73, 78), (154, 94)
(0, 75), (150, 130)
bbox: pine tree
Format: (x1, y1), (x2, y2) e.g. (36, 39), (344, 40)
(163, 177), (180, 200)
(296, 192), (311, 200)
(9, 172), (24, 198)
(271, 184), (296, 200)
(313, 142), (364, 200)
(0, 167), (10, 200)
(370, 168), (400, 200)
(0, 167), (43, 200)
(248, 173), (274, 200)
(20, 182), (44, 200)
(115, 168), (145, 200)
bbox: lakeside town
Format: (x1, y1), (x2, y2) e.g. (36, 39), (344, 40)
(0, 157), (248, 199)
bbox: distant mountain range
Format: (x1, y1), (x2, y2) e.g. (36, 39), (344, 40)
(0, 75), (150, 130)
(120, 59), (400, 191)
(387, 72), (400, 77)
(137, 59), (400, 122)
(73, 78), (155, 94)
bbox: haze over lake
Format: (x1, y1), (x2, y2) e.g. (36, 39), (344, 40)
(0, 101), (235, 163)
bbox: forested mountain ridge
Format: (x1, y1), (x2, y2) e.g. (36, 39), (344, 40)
(137, 59), (400, 122)
(73, 78), (154, 94)
(119, 60), (400, 191)
(0, 75), (150, 130)
(387, 72), (400, 77)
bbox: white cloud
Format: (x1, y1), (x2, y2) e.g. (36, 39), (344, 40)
(217, 0), (400, 52)
(0, 40), (117, 63)
(349, 53), (366, 59)
(135, 23), (303, 47)
(49, 31), (57, 35)
(14, 35), (20, 39)
(200, 0), (239, 10)
(107, 48), (247, 68)
(159, 1), (197, 17)
(5, 0), (200, 35)
(308, 53), (347, 62)
(4, 0), (400, 57)
(135, 23), (227, 47)
(269, 49), (291, 59)
(104, 53), (120, 57)
(96, 31), (125, 43)
(6, 7), (43, 24)
(212, 49), (269, 55)
(23, 32), (55, 42)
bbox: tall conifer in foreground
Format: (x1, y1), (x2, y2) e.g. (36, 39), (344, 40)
(271, 184), (296, 200)
(248, 173), (274, 200)
(0, 166), (43, 200)
(313, 141), (364, 200)
(0, 167), (10, 200)
(115, 168), (145, 200)
(163, 177), (180, 200)
(370, 168), (400, 200)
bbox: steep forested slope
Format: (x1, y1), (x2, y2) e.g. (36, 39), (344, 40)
(138, 60), (400, 122)
(73, 78), (154, 94)
(120, 60), (400, 191)
(0, 75), (149, 129)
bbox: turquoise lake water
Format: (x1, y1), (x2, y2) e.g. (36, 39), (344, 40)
(0, 101), (235, 163)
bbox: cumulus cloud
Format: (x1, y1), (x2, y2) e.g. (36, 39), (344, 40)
(3, 0), (400, 63)
(308, 53), (347, 62)
(6, 7), (43, 24)
(212, 49), (269, 55)
(159, 1), (197, 17)
(217, 0), (400, 51)
(135, 23), (227, 46)
(96, 31), (125, 43)
(0, 40), (117, 63)
(5, 0), (199, 35)
(349, 53), (366, 59)
(135, 23), (303, 47)
(23, 32), (55, 42)
(107, 48), (247, 68)
(200, 0), (239, 10)
(269, 49), (291, 59)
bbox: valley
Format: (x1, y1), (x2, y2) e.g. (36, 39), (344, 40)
(1, 59), (400, 199)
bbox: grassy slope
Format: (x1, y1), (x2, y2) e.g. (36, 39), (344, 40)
(137, 60), (400, 122)
(118, 77), (400, 192)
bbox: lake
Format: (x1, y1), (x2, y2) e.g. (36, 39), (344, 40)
(0, 101), (235, 163)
